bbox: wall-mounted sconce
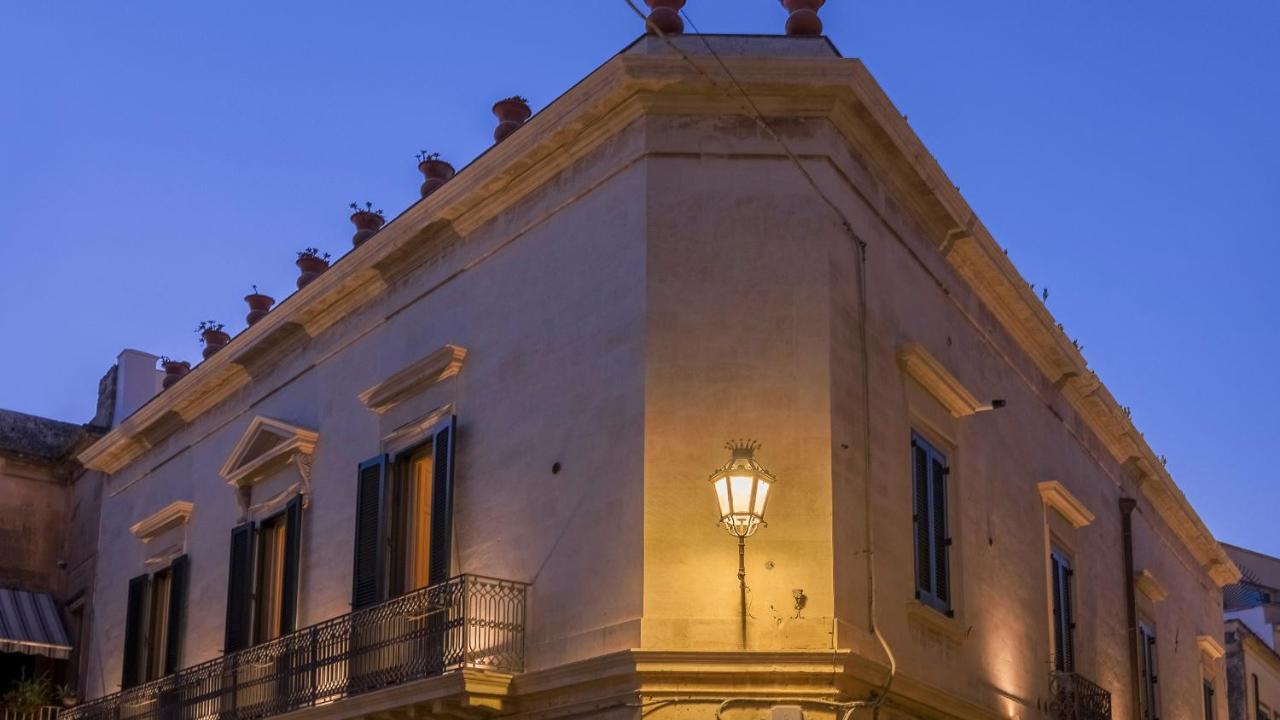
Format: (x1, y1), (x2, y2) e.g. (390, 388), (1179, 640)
(708, 440), (776, 648)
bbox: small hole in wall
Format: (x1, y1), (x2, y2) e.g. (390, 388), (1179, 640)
(946, 335), (953, 347)
(551, 462), (561, 474)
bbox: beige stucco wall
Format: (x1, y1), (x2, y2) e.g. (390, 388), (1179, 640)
(81, 35), (1232, 720)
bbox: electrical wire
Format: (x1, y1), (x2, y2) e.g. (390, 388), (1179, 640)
(619, 1), (898, 715)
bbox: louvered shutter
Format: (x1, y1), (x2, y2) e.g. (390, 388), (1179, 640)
(1204, 681), (1215, 720)
(163, 555), (189, 675)
(352, 456), (387, 609)
(428, 416), (457, 586)
(121, 574), (150, 689)
(280, 496), (303, 633)
(1148, 630), (1160, 720)
(1051, 555), (1065, 671)
(931, 455), (950, 606)
(224, 523), (255, 652)
(1061, 565), (1075, 672)
(911, 439), (932, 599)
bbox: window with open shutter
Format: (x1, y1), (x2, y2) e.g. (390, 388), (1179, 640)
(428, 417), (456, 587)
(1050, 550), (1075, 672)
(121, 574), (150, 689)
(352, 456), (387, 609)
(911, 433), (951, 614)
(279, 496), (303, 634)
(163, 554), (189, 675)
(224, 523), (255, 652)
(1203, 680), (1215, 720)
(1139, 623), (1160, 720)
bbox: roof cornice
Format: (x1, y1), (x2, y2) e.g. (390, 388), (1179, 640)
(77, 37), (1237, 587)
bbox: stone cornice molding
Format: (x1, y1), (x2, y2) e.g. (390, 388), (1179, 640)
(1197, 634), (1225, 661)
(75, 35), (1236, 586)
(1037, 481), (1095, 529)
(1135, 569), (1168, 603)
(897, 343), (983, 418)
(359, 345), (467, 415)
(129, 500), (194, 543)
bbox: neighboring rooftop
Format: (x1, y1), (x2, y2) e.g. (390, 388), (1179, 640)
(0, 408), (89, 463)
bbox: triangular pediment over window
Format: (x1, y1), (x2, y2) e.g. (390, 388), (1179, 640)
(219, 416), (318, 487)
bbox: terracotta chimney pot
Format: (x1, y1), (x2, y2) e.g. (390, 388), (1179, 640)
(780, 0), (824, 36)
(645, 0), (685, 35)
(493, 97), (532, 143)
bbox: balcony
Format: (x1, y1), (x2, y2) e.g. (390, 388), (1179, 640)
(1048, 671), (1112, 720)
(64, 575), (527, 720)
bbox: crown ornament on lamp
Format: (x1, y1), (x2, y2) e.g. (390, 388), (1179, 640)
(708, 440), (776, 539)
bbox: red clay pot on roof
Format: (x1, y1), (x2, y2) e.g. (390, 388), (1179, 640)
(350, 210), (385, 247)
(493, 97), (532, 143)
(645, 0), (685, 35)
(781, 0), (824, 36)
(244, 292), (274, 326)
(418, 158), (456, 198)
(161, 359), (191, 390)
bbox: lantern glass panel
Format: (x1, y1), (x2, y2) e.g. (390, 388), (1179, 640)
(729, 474), (754, 514)
(714, 476), (731, 517)
(752, 479), (771, 517)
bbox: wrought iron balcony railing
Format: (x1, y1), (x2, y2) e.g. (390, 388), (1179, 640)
(64, 575), (527, 720)
(1048, 671), (1112, 720)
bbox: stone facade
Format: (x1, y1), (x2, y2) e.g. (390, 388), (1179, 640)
(74, 35), (1237, 720)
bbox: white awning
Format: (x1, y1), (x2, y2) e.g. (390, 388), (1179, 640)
(0, 588), (71, 660)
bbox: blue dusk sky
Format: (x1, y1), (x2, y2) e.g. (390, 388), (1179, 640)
(1, 3), (1277, 553)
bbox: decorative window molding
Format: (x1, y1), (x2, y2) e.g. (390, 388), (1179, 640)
(220, 417), (318, 518)
(1135, 569), (1168, 603)
(143, 543), (186, 570)
(1038, 481), (1095, 528)
(383, 404), (454, 456)
(1197, 634), (1225, 660)
(897, 343), (982, 418)
(130, 501), (195, 543)
(360, 345), (467, 415)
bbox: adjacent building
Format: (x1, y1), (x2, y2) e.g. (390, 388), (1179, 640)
(53, 17), (1241, 720)
(1222, 544), (1280, 720)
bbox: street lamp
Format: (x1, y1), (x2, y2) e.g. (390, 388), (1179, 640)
(708, 440), (776, 647)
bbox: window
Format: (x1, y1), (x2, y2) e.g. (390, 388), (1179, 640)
(352, 416), (456, 609)
(223, 497), (302, 652)
(121, 555), (189, 688)
(911, 433), (951, 614)
(1050, 549), (1075, 672)
(1203, 679), (1215, 720)
(1138, 622), (1160, 720)
(390, 444), (435, 595)
(1260, 704), (1272, 720)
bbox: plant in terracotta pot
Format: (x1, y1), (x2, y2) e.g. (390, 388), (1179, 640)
(295, 248), (331, 289)
(244, 285), (275, 326)
(196, 320), (230, 359)
(492, 96), (532, 143)
(644, 0), (685, 34)
(57, 684), (78, 709)
(416, 151), (456, 198)
(159, 357), (191, 390)
(349, 201), (385, 247)
(780, 0), (824, 36)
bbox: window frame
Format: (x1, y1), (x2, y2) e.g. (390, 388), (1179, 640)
(1049, 547), (1076, 673)
(388, 440), (436, 598)
(252, 508), (289, 645)
(910, 431), (952, 615)
(1138, 621), (1160, 720)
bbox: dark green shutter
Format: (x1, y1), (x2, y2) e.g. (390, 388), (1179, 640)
(1051, 554), (1065, 671)
(121, 574), (150, 689)
(1062, 565), (1075, 671)
(280, 496), (303, 633)
(224, 523), (255, 652)
(352, 456), (387, 609)
(163, 555), (189, 675)
(428, 416), (457, 586)
(911, 439), (931, 598)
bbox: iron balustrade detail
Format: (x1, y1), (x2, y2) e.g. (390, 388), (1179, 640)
(64, 575), (526, 720)
(1049, 671), (1113, 720)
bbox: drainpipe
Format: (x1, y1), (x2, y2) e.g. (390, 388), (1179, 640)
(1120, 498), (1140, 720)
